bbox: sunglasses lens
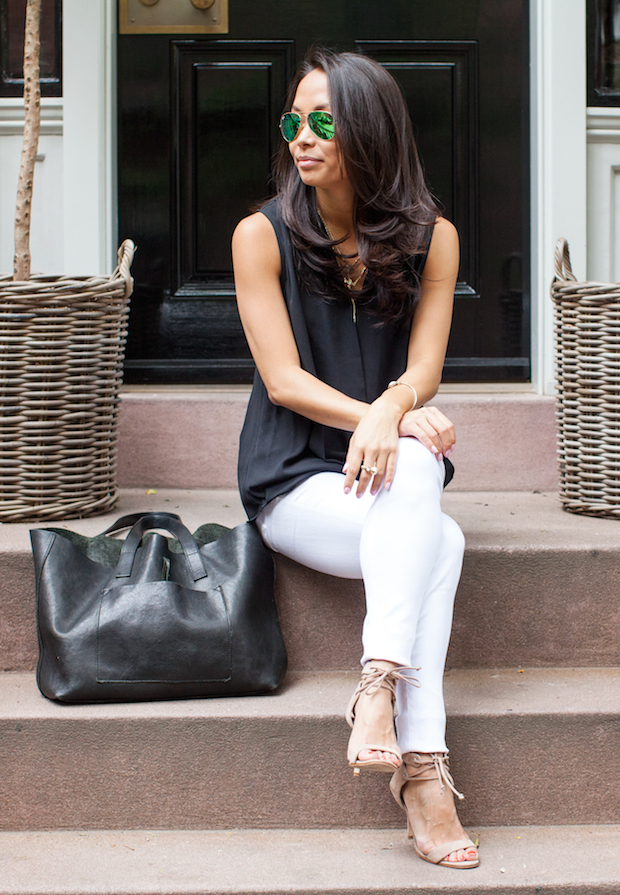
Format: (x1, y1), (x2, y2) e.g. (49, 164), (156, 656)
(309, 111), (335, 140)
(280, 113), (301, 142)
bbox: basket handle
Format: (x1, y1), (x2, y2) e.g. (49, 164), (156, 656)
(554, 237), (577, 283)
(113, 238), (136, 298)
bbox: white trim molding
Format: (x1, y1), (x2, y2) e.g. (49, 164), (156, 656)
(0, 97), (63, 136)
(531, 0), (587, 395)
(587, 106), (620, 142)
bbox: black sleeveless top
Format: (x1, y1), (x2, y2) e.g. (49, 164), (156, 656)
(237, 198), (435, 521)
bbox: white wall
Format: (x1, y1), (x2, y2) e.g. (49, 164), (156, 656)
(587, 108), (620, 282)
(0, 99), (64, 275)
(0, 0), (116, 279)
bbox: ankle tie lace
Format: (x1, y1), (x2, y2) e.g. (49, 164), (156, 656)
(345, 664), (421, 728)
(401, 752), (465, 801)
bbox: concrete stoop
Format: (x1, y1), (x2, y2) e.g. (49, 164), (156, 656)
(2, 485), (620, 890)
(1, 825), (619, 895)
(1, 668), (619, 830)
(117, 388), (559, 492)
(3, 489), (620, 672)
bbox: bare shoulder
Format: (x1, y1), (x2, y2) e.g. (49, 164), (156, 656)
(430, 216), (458, 251)
(422, 216), (459, 279)
(233, 210), (276, 248)
(232, 210), (280, 276)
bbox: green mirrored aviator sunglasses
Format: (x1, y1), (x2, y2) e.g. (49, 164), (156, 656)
(279, 111), (335, 143)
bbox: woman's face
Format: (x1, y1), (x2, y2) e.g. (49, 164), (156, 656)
(288, 68), (349, 192)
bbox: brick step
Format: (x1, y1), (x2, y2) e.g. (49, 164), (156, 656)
(117, 388), (558, 491)
(1, 824), (618, 895)
(1, 668), (619, 830)
(2, 489), (620, 673)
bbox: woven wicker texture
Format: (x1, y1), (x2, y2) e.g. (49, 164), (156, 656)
(551, 237), (620, 517)
(0, 240), (135, 522)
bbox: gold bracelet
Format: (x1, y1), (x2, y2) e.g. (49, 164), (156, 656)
(387, 379), (418, 412)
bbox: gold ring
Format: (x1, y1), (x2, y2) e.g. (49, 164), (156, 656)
(361, 463), (378, 475)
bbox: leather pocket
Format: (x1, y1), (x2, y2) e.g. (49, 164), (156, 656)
(96, 581), (232, 683)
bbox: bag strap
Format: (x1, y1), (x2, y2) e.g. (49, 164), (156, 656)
(115, 513), (208, 582)
(101, 511), (182, 536)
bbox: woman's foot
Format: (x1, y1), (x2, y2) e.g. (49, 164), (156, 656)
(347, 661), (401, 772)
(391, 752), (479, 868)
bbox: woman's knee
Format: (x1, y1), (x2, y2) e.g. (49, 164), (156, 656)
(441, 513), (465, 561)
(390, 437), (444, 499)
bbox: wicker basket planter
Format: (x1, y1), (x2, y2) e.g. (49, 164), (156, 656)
(551, 237), (620, 517)
(0, 240), (135, 522)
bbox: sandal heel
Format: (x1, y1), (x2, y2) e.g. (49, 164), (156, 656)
(345, 664), (420, 775)
(390, 753), (479, 869)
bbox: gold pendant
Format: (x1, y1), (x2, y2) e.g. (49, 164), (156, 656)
(351, 296), (357, 323)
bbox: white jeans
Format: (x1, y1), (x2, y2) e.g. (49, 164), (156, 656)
(256, 436), (465, 753)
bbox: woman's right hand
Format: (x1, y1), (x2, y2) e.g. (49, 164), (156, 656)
(343, 400), (403, 496)
(343, 403), (456, 497)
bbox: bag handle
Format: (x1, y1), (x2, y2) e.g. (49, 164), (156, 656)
(115, 513), (208, 582)
(101, 511), (182, 536)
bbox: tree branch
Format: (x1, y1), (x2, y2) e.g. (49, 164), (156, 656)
(13, 0), (42, 282)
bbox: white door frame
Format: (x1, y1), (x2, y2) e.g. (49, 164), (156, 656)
(530, 0), (587, 395)
(62, 0), (117, 276)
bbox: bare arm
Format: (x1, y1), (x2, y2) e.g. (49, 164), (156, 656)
(403, 216), (460, 402)
(396, 217), (460, 452)
(343, 217), (460, 494)
(232, 211), (370, 431)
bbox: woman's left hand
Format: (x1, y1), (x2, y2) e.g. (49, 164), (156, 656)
(398, 406), (456, 457)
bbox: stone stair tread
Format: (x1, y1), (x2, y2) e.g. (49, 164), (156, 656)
(444, 490), (620, 549)
(3, 487), (620, 552)
(117, 390), (559, 492)
(3, 490), (620, 673)
(2, 666), (620, 720)
(2, 669), (619, 828)
(0, 489), (246, 553)
(0, 824), (618, 894)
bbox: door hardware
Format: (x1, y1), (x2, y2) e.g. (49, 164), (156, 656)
(120, 0), (228, 33)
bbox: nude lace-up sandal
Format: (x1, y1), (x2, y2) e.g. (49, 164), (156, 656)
(390, 752), (479, 868)
(345, 664), (420, 775)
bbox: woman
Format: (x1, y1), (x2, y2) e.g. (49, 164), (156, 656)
(232, 49), (478, 869)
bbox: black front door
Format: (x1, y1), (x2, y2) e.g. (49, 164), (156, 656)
(118, 1), (529, 384)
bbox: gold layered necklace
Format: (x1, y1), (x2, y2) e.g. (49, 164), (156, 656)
(317, 209), (367, 322)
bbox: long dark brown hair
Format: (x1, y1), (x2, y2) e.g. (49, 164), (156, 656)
(274, 48), (441, 325)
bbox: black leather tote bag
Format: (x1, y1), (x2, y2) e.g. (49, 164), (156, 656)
(31, 512), (287, 703)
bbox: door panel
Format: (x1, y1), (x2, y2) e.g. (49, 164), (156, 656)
(175, 41), (293, 289)
(168, 41), (293, 380)
(118, 1), (529, 383)
(359, 41), (479, 294)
